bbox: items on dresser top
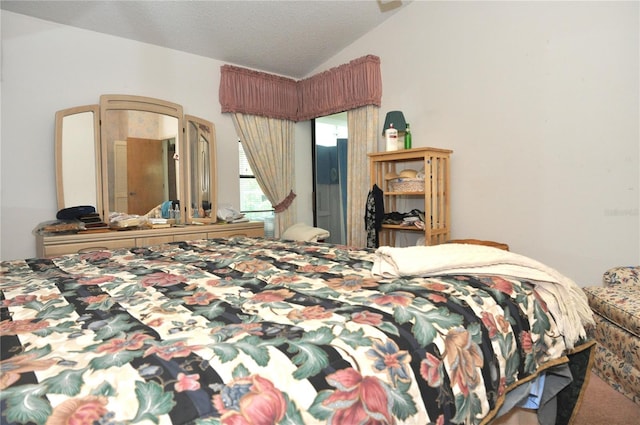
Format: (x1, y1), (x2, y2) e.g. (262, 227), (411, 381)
(56, 205), (110, 230)
(56, 205), (97, 220)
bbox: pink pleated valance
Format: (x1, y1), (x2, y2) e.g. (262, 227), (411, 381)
(296, 55), (382, 121)
(219, 55), (382, 122)
(219, 65), (299, 121)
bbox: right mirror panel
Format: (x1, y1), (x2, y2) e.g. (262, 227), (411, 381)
(185, 115), (217, 223)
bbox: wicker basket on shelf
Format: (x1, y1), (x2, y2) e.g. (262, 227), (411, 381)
(389, 178), (425, 192)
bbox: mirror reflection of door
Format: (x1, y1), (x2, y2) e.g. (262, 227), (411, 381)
(126, 137), (165, 215)
(313, 112), (348, 244)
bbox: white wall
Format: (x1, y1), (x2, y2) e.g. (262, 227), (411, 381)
(0, 11), (313, 260)
(2, 2), (638, 287)
(311, 1), (639, 285)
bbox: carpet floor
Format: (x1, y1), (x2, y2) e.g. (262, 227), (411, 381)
(493, 371), (639, 424)
(572, 371), (639, 425)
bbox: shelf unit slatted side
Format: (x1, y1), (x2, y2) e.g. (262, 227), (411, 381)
(428, 152), (450, 245)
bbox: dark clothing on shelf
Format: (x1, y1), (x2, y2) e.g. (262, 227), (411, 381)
(383, 209), (425, 225)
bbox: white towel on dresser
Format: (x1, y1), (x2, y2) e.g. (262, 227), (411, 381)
(371, 243), (594, 349)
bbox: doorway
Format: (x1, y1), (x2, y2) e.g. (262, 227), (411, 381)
(313, 112), (348, 244)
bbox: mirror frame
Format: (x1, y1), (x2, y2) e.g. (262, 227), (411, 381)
(99, 95), (185, 220)
(185, 115), (217, 223)
(55, 95), (218, 226)
(55, 105), (101, 212)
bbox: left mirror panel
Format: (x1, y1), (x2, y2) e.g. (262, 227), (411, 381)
(55, 105), (101, 212)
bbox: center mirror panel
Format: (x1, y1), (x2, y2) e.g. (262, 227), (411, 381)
(185, 115), (217, 223)
(100, 95), (184, 218)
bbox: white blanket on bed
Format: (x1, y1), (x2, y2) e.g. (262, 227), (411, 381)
(371, 243), (594, 349)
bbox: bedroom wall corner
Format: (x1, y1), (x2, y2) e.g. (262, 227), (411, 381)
(308, 1), (640, 286)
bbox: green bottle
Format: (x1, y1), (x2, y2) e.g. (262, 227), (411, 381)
(404, 123), (412, 149)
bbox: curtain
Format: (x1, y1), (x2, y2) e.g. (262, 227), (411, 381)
(346, 105), (378, 247)
(231, 113), (296, 236)
(220, 55), (382, 242)
(337, 138), (348, 240)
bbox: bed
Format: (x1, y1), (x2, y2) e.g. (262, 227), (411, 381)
(1, 237), (595, 425)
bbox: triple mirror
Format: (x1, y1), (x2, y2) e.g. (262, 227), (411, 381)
(55, 95), (217, 225)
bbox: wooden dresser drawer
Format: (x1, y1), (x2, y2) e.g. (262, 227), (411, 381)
(35, 222), (265, 258)
(136, 235), (174, 247)
(43, 239), (136, 257)
(209, 228), (264, 238)
(172, 232), (210, 242)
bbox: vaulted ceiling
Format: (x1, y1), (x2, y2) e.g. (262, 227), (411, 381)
(1, 0), (409, 78)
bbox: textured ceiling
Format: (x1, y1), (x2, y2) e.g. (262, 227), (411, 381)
(1, 0), (409, 78)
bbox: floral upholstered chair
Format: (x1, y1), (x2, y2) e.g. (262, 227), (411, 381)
(583, 266), (640, 405)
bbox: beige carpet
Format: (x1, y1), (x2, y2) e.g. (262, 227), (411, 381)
(493, 372), (639, 425)
(573, 372), (639, 425)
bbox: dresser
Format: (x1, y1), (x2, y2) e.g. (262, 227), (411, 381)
(35, 221), (264, 257)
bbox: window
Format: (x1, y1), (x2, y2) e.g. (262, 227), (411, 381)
(239, 141), (273, 221)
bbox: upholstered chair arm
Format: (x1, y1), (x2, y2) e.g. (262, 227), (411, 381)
(602, 266), (640, 286)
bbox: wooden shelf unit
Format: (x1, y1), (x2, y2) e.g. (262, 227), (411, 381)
(368, 147), (452, 246)
(36, 221), (264, 257)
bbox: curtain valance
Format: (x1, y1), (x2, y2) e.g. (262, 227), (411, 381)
(296, 55), (382, 121)
(219, 55), (382, 121)
(219, 65), (298, 120)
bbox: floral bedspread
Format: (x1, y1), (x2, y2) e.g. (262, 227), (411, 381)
(1, 237), (582, 425)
